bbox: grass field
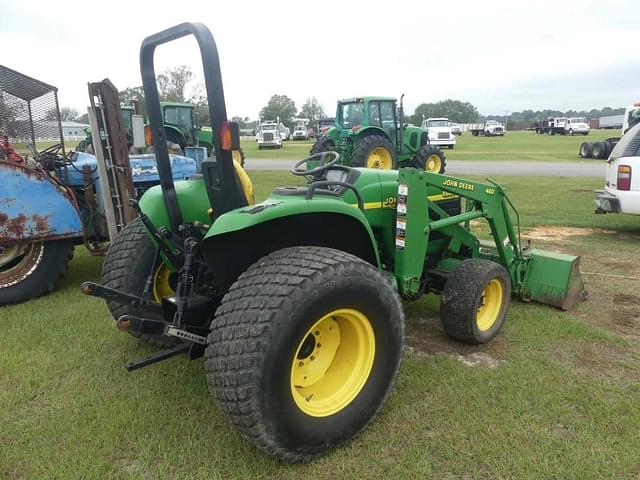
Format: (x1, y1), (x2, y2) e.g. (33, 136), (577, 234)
(241, 130), (619, 163)
(2, 171), (639, 478)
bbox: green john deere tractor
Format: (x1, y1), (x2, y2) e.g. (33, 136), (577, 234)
(78, 101), (245, 166)
(310, 95), (446, 173)
(83, 23), (586, 463)
(77, 105), (135, 153)
(159, 101), (245, 165)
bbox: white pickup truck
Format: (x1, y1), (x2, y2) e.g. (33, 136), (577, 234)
(469, 120), (505, 137)
(421, 117), (456, 149)
(594, 122), (640, 215)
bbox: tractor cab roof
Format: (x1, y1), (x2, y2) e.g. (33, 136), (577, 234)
(160, 101), (194, 108)
(339, 96), (396, 104)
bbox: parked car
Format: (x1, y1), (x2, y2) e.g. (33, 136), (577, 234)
(594, 122), (640, 215)
(451, 123), (462, 136)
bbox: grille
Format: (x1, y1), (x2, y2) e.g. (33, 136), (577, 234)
(263, 132), (274, 141)
(437, 132), (449, 139)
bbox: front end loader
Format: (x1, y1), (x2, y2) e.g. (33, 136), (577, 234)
(82, 22), (586, 463)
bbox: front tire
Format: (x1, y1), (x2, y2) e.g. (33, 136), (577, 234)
(205, 246), (404, 462)
(413, 144), (446, 173)
(440, 259), (510, 344)
(0, 240), (74, 305)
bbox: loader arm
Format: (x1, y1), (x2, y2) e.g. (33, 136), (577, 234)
(394, 169), (585, 309)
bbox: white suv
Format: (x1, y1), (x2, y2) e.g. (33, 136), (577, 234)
(594, 122), (640, 215)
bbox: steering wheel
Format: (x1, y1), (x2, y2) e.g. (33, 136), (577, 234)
(291, 151), (340, 177)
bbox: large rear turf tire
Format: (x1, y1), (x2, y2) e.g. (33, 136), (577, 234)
(101, 217), (176, 346)
(351, 134), (396, 169)
(0, 240), (74, 305)
(440, 259), (510, 344)
(205, 246), (404, 462)
(413, 144), (446, 173)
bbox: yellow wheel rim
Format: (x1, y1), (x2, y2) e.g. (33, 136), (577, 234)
(366, 147), (393, 169)
(152, 264), (175, 302)
(290, 308), (375, 417)
(425, 154), (442, 172)
(476, 279), (503, 331)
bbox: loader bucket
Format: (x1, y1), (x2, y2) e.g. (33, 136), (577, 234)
(520, 249), (587, 310)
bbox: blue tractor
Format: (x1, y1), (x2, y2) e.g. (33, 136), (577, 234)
(0, 67), (198, 304)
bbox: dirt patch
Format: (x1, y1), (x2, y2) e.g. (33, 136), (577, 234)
(555, 341), (638, 383)
(599, 258), (640, 275)
(524, 225), (615, 241)
(404, 314), (507, 362)
(455, 352), (503, 368)
(612, 294), (640, 336)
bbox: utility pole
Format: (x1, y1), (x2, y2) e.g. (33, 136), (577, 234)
(504, 110), (509, 131)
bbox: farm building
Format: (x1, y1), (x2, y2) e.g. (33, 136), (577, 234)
(61, 121), (87, 138)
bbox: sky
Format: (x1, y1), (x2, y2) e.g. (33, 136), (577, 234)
(1, 0), (638, 119)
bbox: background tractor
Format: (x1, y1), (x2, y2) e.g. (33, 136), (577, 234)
(78, 101), (246, 166)
(310, 96), (446, 173)
(82, 23), (586, 464)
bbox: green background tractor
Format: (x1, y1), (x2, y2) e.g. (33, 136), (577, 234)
(78, 101), (245, 165)
(159, 101), (245, 165)
(83, 22), (586, 464)
(310, 96), (446, 173)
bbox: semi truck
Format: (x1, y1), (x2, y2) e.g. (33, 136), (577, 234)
(580, 103), (640, 160)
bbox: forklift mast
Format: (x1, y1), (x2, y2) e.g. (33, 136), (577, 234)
(139, 22), (244, 232)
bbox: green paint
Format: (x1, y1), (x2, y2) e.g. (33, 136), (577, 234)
(138, 163), (585, 310)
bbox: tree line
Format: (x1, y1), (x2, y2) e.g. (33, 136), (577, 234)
(50, 65), (628, 131)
